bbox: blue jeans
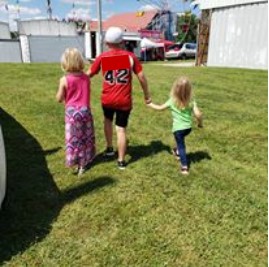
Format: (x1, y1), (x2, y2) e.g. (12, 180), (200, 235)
(173, 128), (192, 167)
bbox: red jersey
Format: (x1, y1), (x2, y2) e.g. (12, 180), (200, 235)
(90, 49), (143, 110)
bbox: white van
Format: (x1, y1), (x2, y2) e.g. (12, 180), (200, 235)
(165, 42), (197, 60)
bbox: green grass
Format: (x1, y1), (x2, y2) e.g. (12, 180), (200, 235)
(0, 63), (267, 267)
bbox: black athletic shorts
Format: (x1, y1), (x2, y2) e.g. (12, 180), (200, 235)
(102, 107), (131, 128)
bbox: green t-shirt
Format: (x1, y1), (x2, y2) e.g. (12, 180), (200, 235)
(165, 98), (195, 132)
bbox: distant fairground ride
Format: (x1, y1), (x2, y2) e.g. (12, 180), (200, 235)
(137, 0), (199, 43)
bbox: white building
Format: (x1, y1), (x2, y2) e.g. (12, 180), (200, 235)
(17, 19), (84, 63)
(0, 21), (11, 39)
(0, 21), (22, 62)
(18, 19), (77, 36)
(196, 0), (268, 69)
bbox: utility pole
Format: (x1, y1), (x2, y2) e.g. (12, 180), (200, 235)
(72, 2), (76, 21)
(97, 0), (103, 54)
(47, 0), (52, 20)
(15, 0), (20, 32)
(16, 0), (20, 20)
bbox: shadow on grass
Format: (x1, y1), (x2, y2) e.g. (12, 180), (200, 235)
(0, 108), (115, 265)
(82, 140), (171, 170)
(188, 151), (212, 166)
(127, 140), (171, 164)
(62, 176), (114, 203)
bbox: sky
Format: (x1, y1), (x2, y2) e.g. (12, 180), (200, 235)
(0, 0), (197, 30)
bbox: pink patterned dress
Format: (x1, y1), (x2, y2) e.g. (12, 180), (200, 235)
(64, 73), (95, 168)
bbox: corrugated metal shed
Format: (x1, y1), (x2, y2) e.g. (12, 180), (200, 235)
(207, 1), (267, 69)
(28, 36), (84, 62)
(0, 40), (21, 62)
(195, 0), (266, 9)
(196, 0), (268, 69)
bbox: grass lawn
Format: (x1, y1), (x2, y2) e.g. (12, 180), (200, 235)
(0, 63), (267, 266)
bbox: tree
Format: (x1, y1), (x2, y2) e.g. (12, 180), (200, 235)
(176, 11), (198, 43)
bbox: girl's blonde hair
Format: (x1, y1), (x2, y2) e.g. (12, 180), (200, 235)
(170, 76), (192, 108)
(61, 48), (85, 72)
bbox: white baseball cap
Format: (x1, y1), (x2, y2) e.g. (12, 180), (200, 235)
(105, 27), (123, 44)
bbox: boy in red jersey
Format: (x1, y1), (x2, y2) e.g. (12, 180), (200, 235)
(88, 27), (151, 169)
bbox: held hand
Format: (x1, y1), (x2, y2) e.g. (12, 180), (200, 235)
(144, 97), (152, 105)
(147, 102), (154, 108)
(146, 102), (167, 111)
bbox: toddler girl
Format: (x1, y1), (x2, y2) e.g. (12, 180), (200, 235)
(147, 77), (202, 175)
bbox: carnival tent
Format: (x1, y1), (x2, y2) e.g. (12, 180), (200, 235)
(140, 37), (164, 48)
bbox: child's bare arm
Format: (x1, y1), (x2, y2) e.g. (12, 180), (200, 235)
(147, 102), (168, 111)
(193, 104), (203, 127)
(86, 69), (94, 78)
(86, 69), (91, 76)
(137, 71), (151, 104)
(56, 77), (66, 103)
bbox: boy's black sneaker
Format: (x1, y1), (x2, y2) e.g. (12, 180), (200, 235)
(103, 147), (115, 157)
(117, 160), (127, 170)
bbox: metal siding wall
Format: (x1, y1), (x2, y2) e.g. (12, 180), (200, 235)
(208, 2), (268, 69)
(0, 41), (22, 62)
(0, 23), (11, 39)
(29, 36), (85, 63)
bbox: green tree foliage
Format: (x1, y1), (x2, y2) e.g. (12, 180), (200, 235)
(176, 12), (198, 43)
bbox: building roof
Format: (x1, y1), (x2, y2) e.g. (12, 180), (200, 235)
(194, 0), (266, 9)
(89, 10), (158, 33)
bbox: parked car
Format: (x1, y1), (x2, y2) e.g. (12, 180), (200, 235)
(165, 43), (197, 60)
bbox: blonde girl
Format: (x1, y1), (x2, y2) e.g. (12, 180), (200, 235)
(147, 77), (202, 175)
(56, 48), (95, 176)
